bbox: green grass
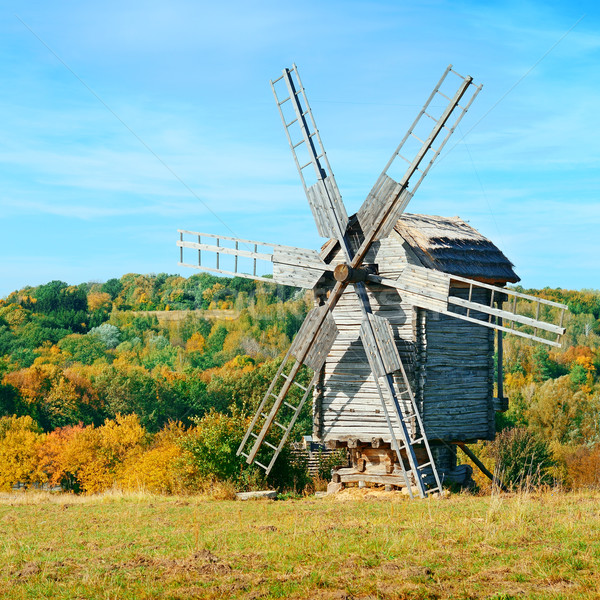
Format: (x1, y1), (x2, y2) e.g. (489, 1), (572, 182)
(1, 488), (600, 599)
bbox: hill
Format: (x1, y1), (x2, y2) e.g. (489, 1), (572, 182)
(0, 273), (599, 494)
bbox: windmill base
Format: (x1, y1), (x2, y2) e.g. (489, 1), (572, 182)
(328, 440), (473, 493)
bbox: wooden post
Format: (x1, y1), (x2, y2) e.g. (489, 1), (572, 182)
(497, 316), (504, 403)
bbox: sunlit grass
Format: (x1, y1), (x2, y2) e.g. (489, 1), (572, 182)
(1, 488), (599, 599)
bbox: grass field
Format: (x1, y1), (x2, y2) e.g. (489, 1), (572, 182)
(1, 488), (600, 599)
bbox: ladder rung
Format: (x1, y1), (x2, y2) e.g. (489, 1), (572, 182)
(284, 401), (297, 411)
(286, 117), (298, 127)
(261, 412), (268, 418)
(255, 461), (268, 471)
(418, 461), (432, 470)
(264, 441), (277, 451)
(293, 132), (315, 148)
(250, 432), (258, 438)
(278, 97), (290, 106)
(423, 111), (437, 122)
(398, 154), (411, 164)
(293, 381), (307, 392)
(241, 452), (249, 459)
(274, 421), (286, 431)
(450, 67), (466, 80)
(300, 160), (313, 170)
(410, 132), (425, 144)
(437, 90), (451, 102)
(270, 393), (279, 399)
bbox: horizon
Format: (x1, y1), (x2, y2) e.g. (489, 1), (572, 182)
(1, 1), (598, 297)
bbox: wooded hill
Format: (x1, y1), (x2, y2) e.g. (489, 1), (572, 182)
(0, 273), (599, 493)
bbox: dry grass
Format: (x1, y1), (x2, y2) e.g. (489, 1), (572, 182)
(1, 488), (600, 599)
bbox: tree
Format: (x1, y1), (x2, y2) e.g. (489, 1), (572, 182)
(101, 278), (123, 300)
(58, 334), (107, 365)
(0, 415), (45, 490)
(88, 323), (121, 349)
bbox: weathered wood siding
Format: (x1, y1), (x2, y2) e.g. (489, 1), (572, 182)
(419, 287), (495, 441)
(314, 231), (496, 445)
(316, 233), (420, 443)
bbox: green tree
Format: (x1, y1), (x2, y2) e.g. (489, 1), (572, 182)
(58, 335), (107, 365)
(101, 278), (123, 300)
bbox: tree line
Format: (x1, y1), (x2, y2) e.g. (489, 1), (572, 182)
(0, 274), (599, 492)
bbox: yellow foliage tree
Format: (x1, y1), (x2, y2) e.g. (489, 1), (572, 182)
(37, 414), (147, 494)
(87, 291), (112, 313)
(0, 416), (46, 491)
(117, 422), (186, 494)
(186, 332), (206, 353)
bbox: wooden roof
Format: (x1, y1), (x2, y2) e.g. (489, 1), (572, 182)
(394, 214), (519, 284)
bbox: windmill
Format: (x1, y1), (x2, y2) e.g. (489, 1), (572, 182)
(178, 65), (567, 498)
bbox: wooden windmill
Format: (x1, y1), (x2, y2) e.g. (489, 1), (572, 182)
(178, 65), (567, 498)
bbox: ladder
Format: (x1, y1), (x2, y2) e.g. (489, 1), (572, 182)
(359, 298), (442, 498)
(392, 363), (443, 496)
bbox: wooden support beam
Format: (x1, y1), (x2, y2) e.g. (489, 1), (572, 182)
(455, 442), (508, 492)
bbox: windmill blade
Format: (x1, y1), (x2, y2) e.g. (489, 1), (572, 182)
(359, 313), (403, 377)
(177, 229), (331, 289)
(444, 274), (567, 347)
(370, 266), (567, 347)
(271, 65), (350, 255)
(289, 305), (339, 371)
(357, 65), (482, 242)
(237, 286), (347, 473)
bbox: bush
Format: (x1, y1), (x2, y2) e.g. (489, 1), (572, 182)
(177, 409), (310, 493)
(563, 444), (600, 490)
(177, 409), (262, 491)
(491, 427), (555, 490)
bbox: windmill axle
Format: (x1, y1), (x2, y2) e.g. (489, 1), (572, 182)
(333, 263), (369, 283)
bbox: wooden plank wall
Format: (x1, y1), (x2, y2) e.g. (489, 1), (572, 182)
(317, 234), (419, 443)
(314, 230), (496, 445)
(420, 287), (495, 441)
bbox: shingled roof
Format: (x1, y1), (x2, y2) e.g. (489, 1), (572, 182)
(394, 214), (519, 284)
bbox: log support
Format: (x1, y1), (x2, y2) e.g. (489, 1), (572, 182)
(326, 441), (474, 494)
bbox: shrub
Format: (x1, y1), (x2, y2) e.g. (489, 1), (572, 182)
(491, 427), (555, 490)
(177, 408), (310, 493)
(177, 409), (259, 491)
(563, 444), (600, 490)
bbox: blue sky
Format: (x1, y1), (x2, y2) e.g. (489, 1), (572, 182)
(0, 0), (598, 297)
